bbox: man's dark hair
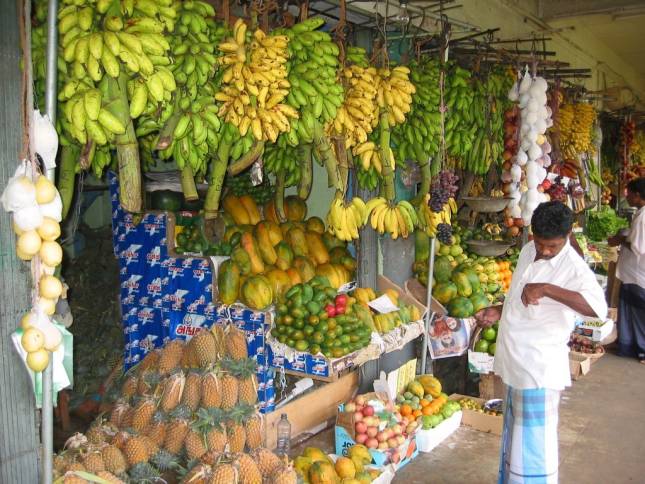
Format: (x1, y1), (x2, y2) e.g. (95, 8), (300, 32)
(627, 178), (645, 199)
(531, 201), (573, 239)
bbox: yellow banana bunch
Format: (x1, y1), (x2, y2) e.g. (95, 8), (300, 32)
(216, 20), (298, 142)
(416, 194), (455, 237)
(326, 196), (367, 241)
(365, 197), (418, 239)
(328, 65), (379, 149)
(557, 102), (596, 157)
(374, 66), (416, 127)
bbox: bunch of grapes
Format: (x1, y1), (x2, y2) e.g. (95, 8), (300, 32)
(226, 172), (275, 205)
(429, 170), (459, 212)
(547, 179), (567, 202)
(436, 223), (453, 245)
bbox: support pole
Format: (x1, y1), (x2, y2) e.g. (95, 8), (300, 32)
(420, 237), (436, 374)
(42, 0), (58, 482)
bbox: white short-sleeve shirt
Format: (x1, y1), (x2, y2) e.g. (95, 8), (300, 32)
(494, 241), (607, 390)
(616, 206), (645, 289)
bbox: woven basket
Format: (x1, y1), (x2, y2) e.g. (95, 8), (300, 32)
(570, 347), (605, 364)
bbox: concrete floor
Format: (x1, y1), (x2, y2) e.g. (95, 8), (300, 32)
(293, 352), (645, 483)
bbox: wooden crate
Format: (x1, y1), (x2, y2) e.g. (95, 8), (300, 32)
(479, 373), (505, 401)
(263, 371), (358, 450)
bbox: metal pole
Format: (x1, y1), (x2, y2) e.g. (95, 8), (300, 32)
(420, 237), (436, 374)
(42, 0), (58, 482)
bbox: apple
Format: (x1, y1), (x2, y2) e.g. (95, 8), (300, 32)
(355, 422), (367, 434)
(355, 395), (366, 406)
(367, 427), (378, 438)
(391, 451), (401, 463)
(397, 435), (406, 445)
(378, 442), (389, 451)
(363, 405), (374, 417)
(388, 437), (399, 448)
(391, 424), (402, 435)
(377, 432), (388, 443)
(345, 402), (356, 413)
(366, 438), (379, 449)
(355, 433), (368, 444)
(362, 416), (373, 427)
(353, 411), (364, 422)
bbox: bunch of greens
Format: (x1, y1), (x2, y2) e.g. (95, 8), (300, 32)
(586, 207), (629, 241)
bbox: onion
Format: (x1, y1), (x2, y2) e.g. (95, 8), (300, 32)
(502, 161), (513, 171)
(517, 150), (528, 165)
(536, 166), (547, 182)
(526, 111), (538, 125)
(521, 138), (532, 152)
(503, 150), (513, 161)
(546, 117), (554, 128)
(526, 129), (538, 144)
(41, 322), (62, 352)
(519, 93), (530, 108)
(542, 141), (552, 154)
(502, 182), (513, 195)
(526, 189), (541, 205)
(527, 98), (539, 112)
(35, 176), (56, 204)
(14, 205), (43, 232)
(533, 77), (548, 93)
(528, 143), (542, 161)
(519, 71), (532, 94)
(17, 230), (42, 256)
(508, 82), (519, 101)
(39, 192), (62, 222)
(535, 119), (547, 135)
(511, 204), (522, 218)
(1, 175), (36, 212)
(511, 164), (522, 182)
(520, 123), (530, 136)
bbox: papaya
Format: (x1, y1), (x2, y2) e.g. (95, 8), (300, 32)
(285, 268), (302, 285)
(222, 194), (251, 225)
(463, 269), (481, 292)
(240, 232), (265, 275)
(407, 380), (425, 399)
(328, 246), (349, 264)
(231, 247), (252, 275)
(293, 256), (316, 282)
(238, 195), (261, 225)
(341, 255), (357, 273)
(217, 260), (240, 305)
(447, 296), (475, 318)
(280, 221), (295, 238)
(304, 231), (330, 265)
(241, 275), (274, 310)
(417, 374), (442, 398)
(452, 272), (473, 297)
(274, 242), (294, 271)
(284, 195), (307, 222)
(415, 230), (430, 264)
(305, 216), (325, 234)
(287, 226), (309, 257)
(470, 293), (490, 313)
(263, 199), (280, 224)
(432, 282), (458, 305)
(255, 220), (282, 246)
(253, 224), (278, 265)
(223, 225), (245, 244)
(384, 288), (399, 306)
(315, 263), (348, 289)
(433, 255), (453, 283)
(322, 231), (345, 251)
(265, 268), (292, 299)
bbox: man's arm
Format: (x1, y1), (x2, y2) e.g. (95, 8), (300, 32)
(521, 283), (599, 318)
(569, 233), (584, 257)
(474, 305), (503, 328)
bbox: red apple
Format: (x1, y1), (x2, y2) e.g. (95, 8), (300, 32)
(397, 435), (406, 445)
(391, 424), (402, 435)
(345, 402), (356, 413)
(363, 405), (374, 417)
(362, 416), (373, 427)
(355, 395), (366, 406)
(366, 438), (379, 449)
(377, 432), (388, 443)
(378, 442), (389, 451)
(355, 433), (368, 444)
(367, 427), (378, 438)
(353, 411), (363, 422)
(388, 437), (399, 448)
(355, 422), (367, 434)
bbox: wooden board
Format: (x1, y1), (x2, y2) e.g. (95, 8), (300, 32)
(263, 371), (358, 450)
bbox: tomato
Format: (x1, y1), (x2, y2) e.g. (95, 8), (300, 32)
(335, 294), (348, 306)
(325, 304), (337, 317)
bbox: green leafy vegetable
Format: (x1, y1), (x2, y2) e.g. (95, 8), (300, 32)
(586, 207), (629, 241)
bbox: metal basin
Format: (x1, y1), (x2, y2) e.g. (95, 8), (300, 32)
(465, 240), (514, 257)
(462, 196), (513, 213)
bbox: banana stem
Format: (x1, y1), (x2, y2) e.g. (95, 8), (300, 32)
(180, 165), (198, 201)
(379, 112), (395, 203)
(58, 144), (79, 220)
(297, 143), (313, 199)
(204, 128), (233, 219)
(275, 170), (287, 222)
(414, 157), (431, 204)
(227, 141), (265, 176)
(156, 108), (182, 150)
(312, 121), (338, 188)
(105, 74), (142, 213)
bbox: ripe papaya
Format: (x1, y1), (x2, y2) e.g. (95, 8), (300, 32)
(316, 263), (343, 289)
(222, 194), (251, 225)
(284, 195), (307, 222)
(238, 195), (261, 225)
(241, 275), (274, 310)
(280, 221), (295, 238)
(329, 246), (351, 264)
(285, 268), (302, 285)
(253, 224), (278, 265)
(304, 231), (330, 265)
(287, 226), (309, 257)
(432, 282), (458, 305)
(452, 272), (473, 297)
(305, 216), (325, 234)
(231, 247), (252, 275)
(263, 199), (280, 224)
(293, 256), (316, 283)
(407, 380), (425, 399)
(265, 268), (292, 300)
(240, 232), (265, 275)
(274, 242), (294, 271)
(218, 260), (240, 305)
(322, 231), (346, 251)
(447, 296), (474, 318)
(255, 221), (282, 246)
(417, 375), (442, 398)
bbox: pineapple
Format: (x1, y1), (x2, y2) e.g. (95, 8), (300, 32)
(225, 407), (247, 453)
(85, 425), (107, 445)
(158, 340), (185, 374)
(82, 450), (105, 473)
(184, 429), (208, 461)
(137, 371), (161, 396)
(219, 359), (239, 409)
(96, 471), (125, 484)
(182, 371), (203, 411)
(120, 407), (134, 429)
(270, 462), (297, 484)
(131, 397), (157, 432)
(121, 375), (138, 399)
(194, 408), (228, 453)
(111, 431), (131, 451)
(144, 412), (167, 448)
(180, 344), (199, 369)
(62, 472), (88, 484)
(190, 329), (219, 368)
(137, 349), (161, 373)
(209, 462), (238, 484)
(101, 445), (127, 475)
(183, 462), (212, 484)
(233, 359), (258, 405)
(150, 449), (179, 473)
(233, 453), (262, 484)
(164, 405), (192, 455)
(225, 325), (248, 360)
(201, 370), (222, 409)
(128, 462), (161, 482)
(244, 411), (263, 450)
(123, 435), (152, 467)
(210, 325), (227, 360)
(251, 447), (282, 478)
(160, 371), (186, 413)
(109, 401), (131, 428)
(200, 450), (223, 466)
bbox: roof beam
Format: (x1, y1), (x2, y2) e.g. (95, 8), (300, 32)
(539, 0), (645, 21)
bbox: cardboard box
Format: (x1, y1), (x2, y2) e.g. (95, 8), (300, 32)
(404, 278), (447, 316)
(468, 350), (495, 374)
(415, 411), (462, 453)
(449, 394), (504, 436)
(569, 352), (591, 380)
(378, 276), (428, 320)
(328, 455), (395, 484)
(574, 319), (614, 342)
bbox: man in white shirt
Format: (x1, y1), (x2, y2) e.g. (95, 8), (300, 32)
(475, 201), (607, 484)
(609, 178), (645, 363)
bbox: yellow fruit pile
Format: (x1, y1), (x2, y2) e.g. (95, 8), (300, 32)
(557, 102), (596, 157)
(216, 19), (298, 142)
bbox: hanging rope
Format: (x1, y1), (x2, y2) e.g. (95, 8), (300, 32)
(333, 0), (347, 65)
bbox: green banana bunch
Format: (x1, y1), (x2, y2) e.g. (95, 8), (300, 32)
(444, 63), (476, 162)
(275, 17), (344, 146)
(225, 171), (275, 205)
(346, 46), (369, 67)
(263, 138), (302, 187)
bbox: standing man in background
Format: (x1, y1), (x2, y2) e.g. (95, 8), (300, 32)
(609, 177), (645, 364)
(476, 201), (607, 484)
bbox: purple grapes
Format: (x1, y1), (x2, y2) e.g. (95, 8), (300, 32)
(429, 170), (459, 212)
(437, 223), (453, 244)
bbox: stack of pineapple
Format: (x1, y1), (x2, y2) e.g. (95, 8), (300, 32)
(54, 325), (295, 484)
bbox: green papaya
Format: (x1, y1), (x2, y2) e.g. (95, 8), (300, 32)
(432, 282), (458, 305)
(218, 260), (240, 305)
(231, 247), (252, 275)
(415, 230), (430, 264)
(463, 269), (481, 292)
(434, 256), (453, 283)
(452, 272), (473, 297)
(274, 241), (294, 271)
(447, 296), (475, 318)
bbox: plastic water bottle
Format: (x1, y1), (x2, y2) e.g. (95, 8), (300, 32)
(276, 413), (291, 456)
